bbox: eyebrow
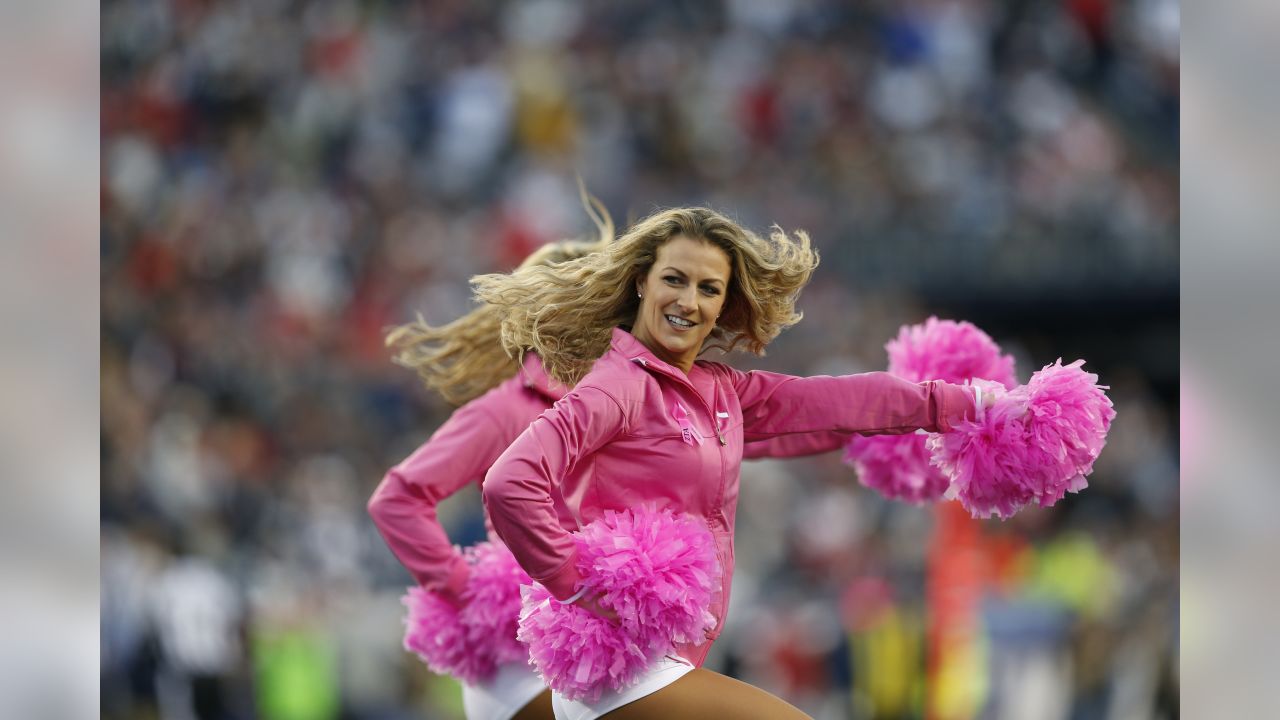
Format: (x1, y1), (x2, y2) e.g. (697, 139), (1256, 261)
(661, 267), (727, 286)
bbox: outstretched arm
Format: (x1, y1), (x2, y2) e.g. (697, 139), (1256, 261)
(723, 367), (978, 440)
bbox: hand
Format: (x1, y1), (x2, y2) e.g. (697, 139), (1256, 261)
(437, 558), (471, 610)
(981, 387), (1000, 409)
(573, 592), (620, 623)
(971, 382), (1002, 422)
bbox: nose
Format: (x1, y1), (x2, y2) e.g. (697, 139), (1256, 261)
(674, 286), (697, 313)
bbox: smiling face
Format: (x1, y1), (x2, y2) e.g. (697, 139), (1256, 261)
(631, 234), (733, 373)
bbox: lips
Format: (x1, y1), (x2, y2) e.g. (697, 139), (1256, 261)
(665, 314), (695, 329)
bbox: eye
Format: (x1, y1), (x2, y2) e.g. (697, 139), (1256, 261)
(663, 275), (683, 285)
(699, 284), (721, 296)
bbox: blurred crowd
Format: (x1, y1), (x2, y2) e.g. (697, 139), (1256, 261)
(101, 1), (1178, 718)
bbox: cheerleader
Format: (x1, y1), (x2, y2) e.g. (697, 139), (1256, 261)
(474, 207), (996, 719)
(369, 230), (854, 720)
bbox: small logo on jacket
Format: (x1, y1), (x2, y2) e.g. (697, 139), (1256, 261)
(671, 402), (704, 446)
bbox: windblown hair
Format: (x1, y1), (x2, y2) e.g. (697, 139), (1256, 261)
(472, 207), (820, 386)
(387, 196), (614, 405)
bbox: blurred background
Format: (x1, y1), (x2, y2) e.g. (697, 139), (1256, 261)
(100, 1), (1178, 719)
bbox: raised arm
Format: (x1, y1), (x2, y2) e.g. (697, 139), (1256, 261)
(483, 385), (628, 601)
(722, 366), (977, 440)
(367, 399), (514, 598)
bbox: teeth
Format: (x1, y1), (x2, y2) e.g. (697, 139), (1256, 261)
(666, 315), (694, 327)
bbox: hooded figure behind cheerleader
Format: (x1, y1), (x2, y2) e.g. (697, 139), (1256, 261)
(474, 207), (994, 720)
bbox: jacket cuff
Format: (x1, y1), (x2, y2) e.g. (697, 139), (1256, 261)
(935, 382), (978, 433)
(438, 555), (472, 600)
(538, 550), (584, 602)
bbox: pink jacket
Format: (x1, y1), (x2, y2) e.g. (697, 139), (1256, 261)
(483, 328), (978, 666)
(368, 352), (846, 598)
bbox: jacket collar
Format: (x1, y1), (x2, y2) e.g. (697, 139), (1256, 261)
(609, 327), (706, 384)
(519, 352), (568, 401)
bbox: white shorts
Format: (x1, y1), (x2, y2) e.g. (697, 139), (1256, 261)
(462, 661), (548, 720)
(551, 656), (695, 720)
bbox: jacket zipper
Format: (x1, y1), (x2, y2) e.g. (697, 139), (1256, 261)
(632, 354), (731, 637)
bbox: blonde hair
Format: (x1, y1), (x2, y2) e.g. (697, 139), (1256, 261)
(388, 196), (614, 405)
(472, 207), (820, 386)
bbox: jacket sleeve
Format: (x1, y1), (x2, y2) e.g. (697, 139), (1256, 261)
(367, 399), (512, 597)
(483, 385), (627, 601)
(724, 367), (977, 440)
(742, 430), (852, 459)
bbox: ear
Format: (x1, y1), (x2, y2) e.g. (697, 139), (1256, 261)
(634, 275), (644, 298)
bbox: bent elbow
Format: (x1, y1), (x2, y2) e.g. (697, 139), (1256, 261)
(481, 464), (512, 512)
(366, 472), (400, 523)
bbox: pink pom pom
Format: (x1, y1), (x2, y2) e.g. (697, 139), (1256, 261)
(517, 505), (719, 702)
(402, 586), (495, 685)
(928, 360), (1116, 519)
(846, 317), (1017, 502)
(575, 506), (720, 648)
(518, 584), (650, 703)
(844, 433), (949, 504)
(886, 316), (1017, 387)
(459, 541), (532, 667)
(401, 541), (535, 685)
